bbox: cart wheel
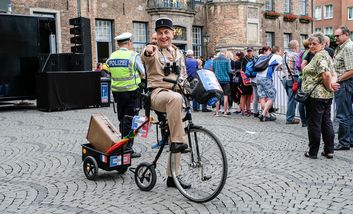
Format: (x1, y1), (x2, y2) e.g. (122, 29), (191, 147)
(134, 162), (156, 191)
(83, 156), (98, 180)
(117, 166), (128, 174)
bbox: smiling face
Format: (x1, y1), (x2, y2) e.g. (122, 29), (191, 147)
(156, 27), (174, 48)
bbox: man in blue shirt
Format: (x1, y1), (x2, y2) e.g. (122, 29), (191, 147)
(185, 50), (211, 112)
(213, 50), (232, 116)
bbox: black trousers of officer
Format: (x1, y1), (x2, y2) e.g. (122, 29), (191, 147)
(113, 90), (140, 151)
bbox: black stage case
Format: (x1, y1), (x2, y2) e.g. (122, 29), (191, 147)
(36, 71), (101, 111)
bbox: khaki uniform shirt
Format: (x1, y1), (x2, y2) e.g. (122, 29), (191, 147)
(141, 44), (187, 91)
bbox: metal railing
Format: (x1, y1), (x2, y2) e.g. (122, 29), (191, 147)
(146, 0), (195, 11)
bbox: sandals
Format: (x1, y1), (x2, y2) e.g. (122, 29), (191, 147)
(304, 152), (317, 159)
(321, 152), (334, 159)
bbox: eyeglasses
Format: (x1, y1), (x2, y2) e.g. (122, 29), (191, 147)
(309, 42), (319, 46)
(334, 34), (343, 38)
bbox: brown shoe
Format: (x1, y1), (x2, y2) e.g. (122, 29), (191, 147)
(286, 119), (300, 124)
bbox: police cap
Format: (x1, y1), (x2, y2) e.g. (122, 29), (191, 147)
(155, 18), (174, 31)
(114, 32), (132, 42)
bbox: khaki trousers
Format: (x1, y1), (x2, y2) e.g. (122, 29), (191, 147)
(151, 89), (185, 176)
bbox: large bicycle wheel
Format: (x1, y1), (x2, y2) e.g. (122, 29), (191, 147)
(170, 127), (227, 203)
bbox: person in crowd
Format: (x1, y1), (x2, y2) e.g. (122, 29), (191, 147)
(95, 63), (102, 72)
(333, 26), (353, 151)
(204, 55), (214, 70)
(282, 40), (300, 124)
(226, 51), (235, 112)
(302, 33), (340, 159)
(141, 18), (191, 188)
(213, 50), (232, 117)
(186, 49), (211, 112)
(106, 32), (145, 158)
(296, 39), (310, 127)
(256, 46), (282, 121)
(150, 32), (157, 45)
(242, 47), (258, 117)
(324, 35), (335, 58)
(232, 51), (244, 113)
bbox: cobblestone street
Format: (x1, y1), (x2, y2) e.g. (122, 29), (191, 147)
(1, 104), (353, 213)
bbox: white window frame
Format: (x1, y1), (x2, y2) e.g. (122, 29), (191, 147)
(299, 0), (306, 16)
(30, 8), (62, 53)
(265, 0), (274, 11)
(265, 32), (274, 48)
(315, 28), (321, 33)
(324, 27), (333, 35)
(247, 7), (260, 44)
(192, 26), (202, 58)
(132, 22), (147, 54)
(283, 33), (291, 51)
(300, 34), (308, 50)
(348, 7), (353, 20)
(284, 0), (291, 14)
(314, 6), (322, 20)
(324, 4), (333, 19)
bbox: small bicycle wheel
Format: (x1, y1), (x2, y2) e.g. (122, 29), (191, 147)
(117, 166), (128, 174)
(134, 162), (157, 191)
(83, 156), (98, 181)
(170, 127), (228, 203)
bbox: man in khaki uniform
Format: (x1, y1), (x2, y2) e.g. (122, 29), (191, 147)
(141, 18), (190, 189)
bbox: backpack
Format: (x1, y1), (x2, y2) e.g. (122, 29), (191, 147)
(253, 54), (273, 72)
(245, 57), (257, 78)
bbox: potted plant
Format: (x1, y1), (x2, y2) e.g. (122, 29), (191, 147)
(299, 15), (314, 23)
(283, 13), (298, 22)
(264, 11), (281, 19)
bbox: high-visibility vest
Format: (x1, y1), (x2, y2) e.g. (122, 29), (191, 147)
(106, 49), (141, 92)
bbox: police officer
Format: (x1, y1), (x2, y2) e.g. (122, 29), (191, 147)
(106, 32), (145, 158)
(141, 18), (190, 189)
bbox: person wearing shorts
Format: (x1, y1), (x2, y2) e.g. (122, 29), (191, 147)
(256, 46), (283, 121)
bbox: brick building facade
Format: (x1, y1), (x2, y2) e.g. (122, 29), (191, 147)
(313, 0), (353, 38)
(5, 0), (313, 69)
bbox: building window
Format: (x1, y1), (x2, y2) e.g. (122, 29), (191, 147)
(265, 32), (274, 48)
(283, 33), (291, 51)
(350, 32), (353, 40)
(324, 27), (333, 35)
(299, 0), (306, 15)
(96, 19), (112, 63)
(132, 22), (147, 54)
(315, 28), (321, 33)
(174, 26), (187, 41)
(314, 6), (322, 20)
(300, 34), (308, 50)
(192, 27), (202, 58)
(348, 7), (353, 20)
(247, 23), (259, 44)
(324, 4), (333, 19)
(265, 0), (274, 11)
(284, 0), (291, 14)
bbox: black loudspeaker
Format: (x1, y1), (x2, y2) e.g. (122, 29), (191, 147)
(39, 53), (91, 72)
(69, 17), (92, 70)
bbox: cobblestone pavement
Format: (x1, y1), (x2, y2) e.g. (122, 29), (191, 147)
(1, 103), (353, 214)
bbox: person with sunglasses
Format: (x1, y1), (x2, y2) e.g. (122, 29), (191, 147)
(333, 26), (353, 151)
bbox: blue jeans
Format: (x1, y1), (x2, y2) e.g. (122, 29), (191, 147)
(335, 80), (353, 147)
(281, 78), (298, 122)
(298, 78), (307, 124)
(193, 99), (207, 110)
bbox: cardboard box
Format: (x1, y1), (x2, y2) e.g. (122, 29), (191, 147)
(86, 113), (120, 153)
